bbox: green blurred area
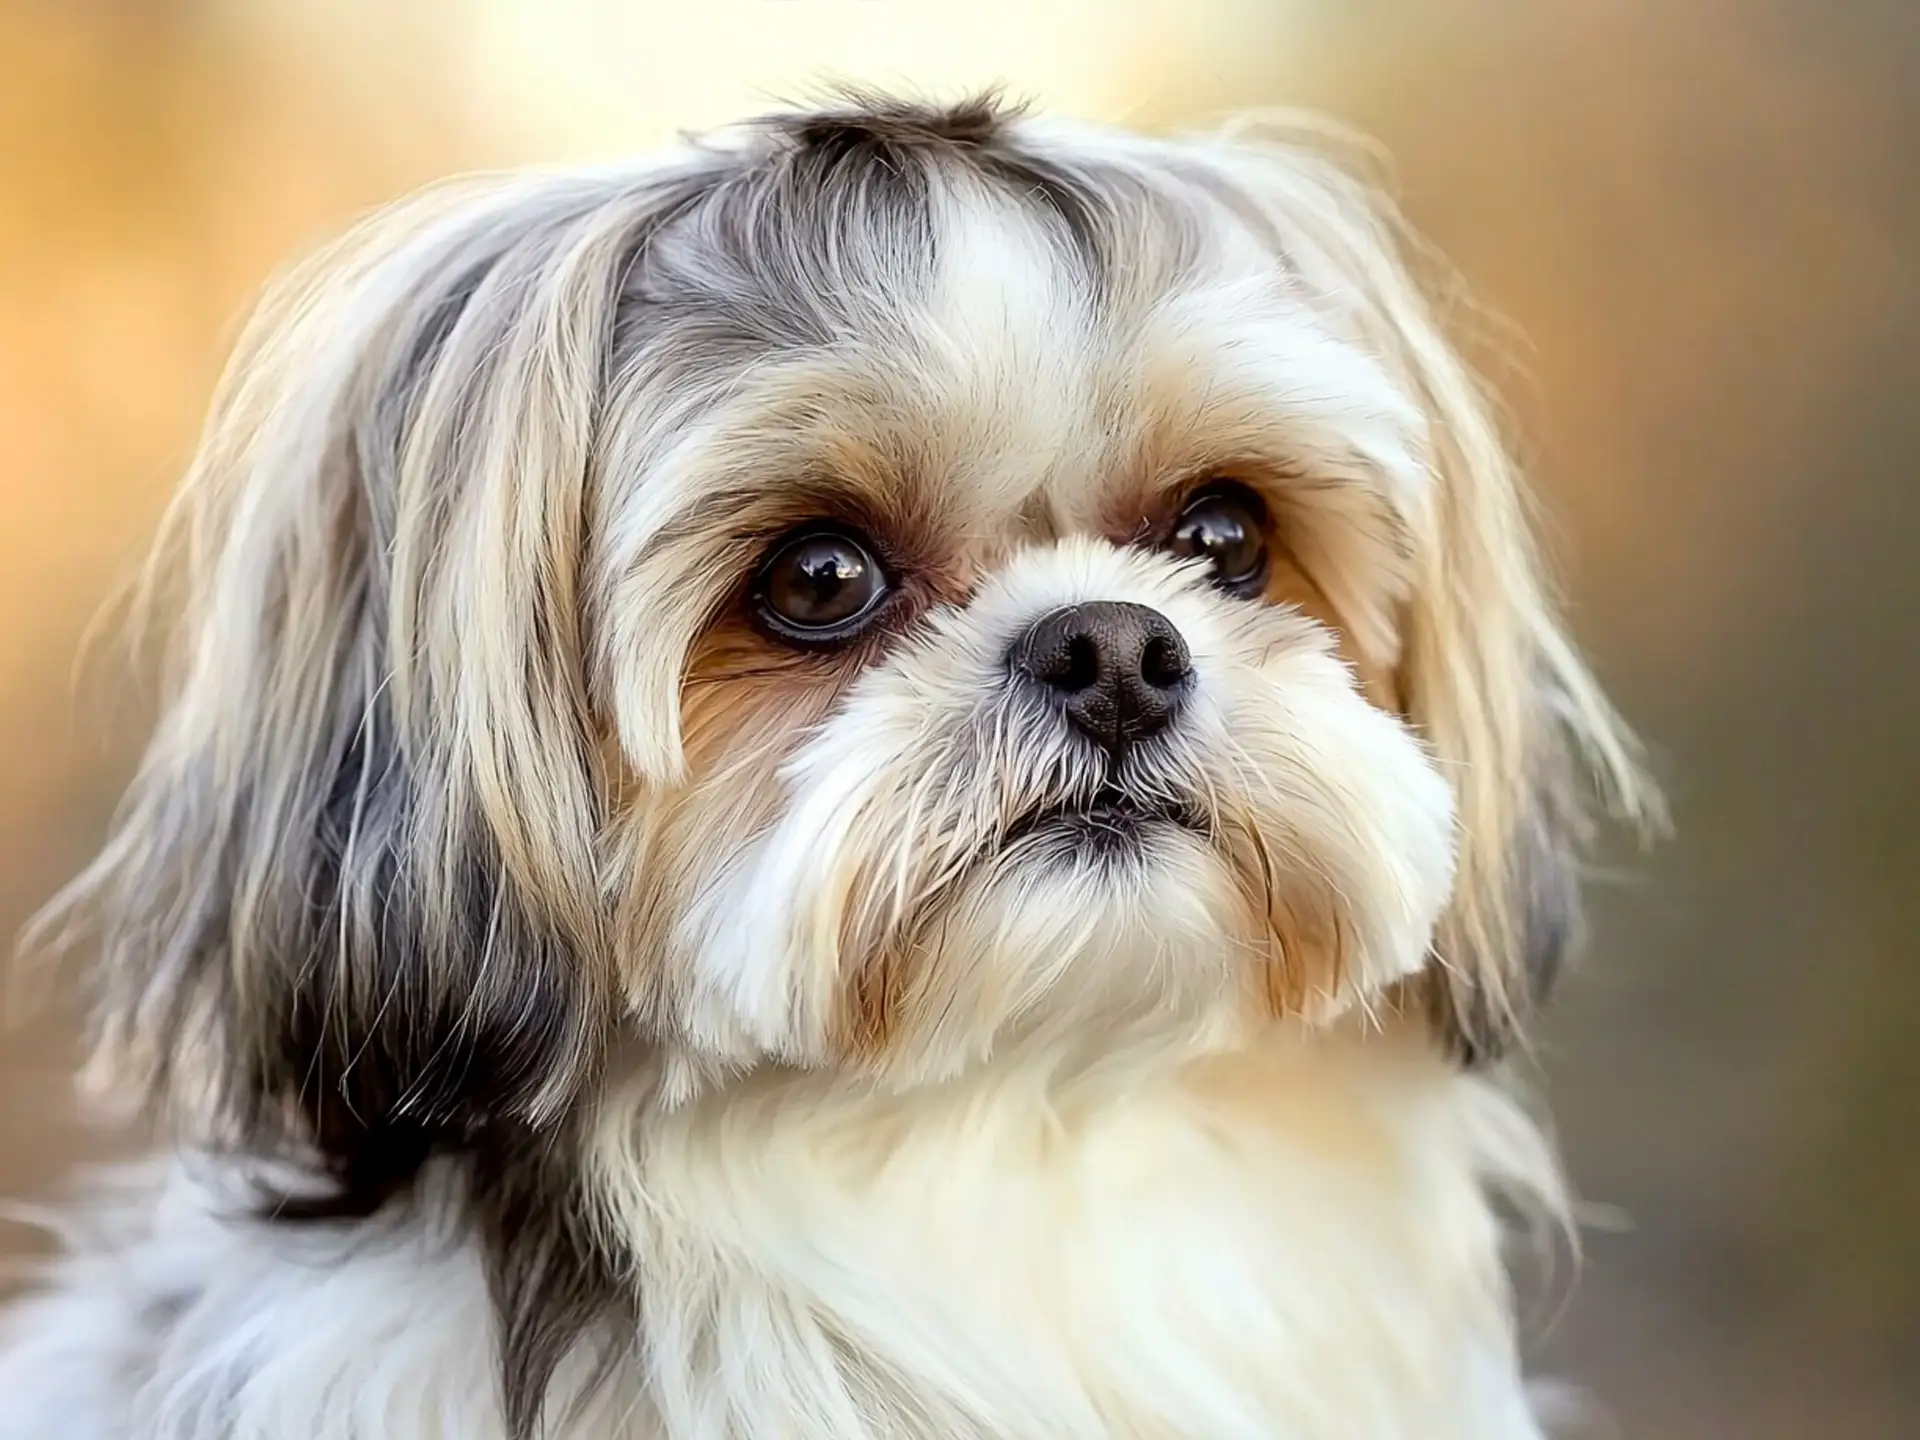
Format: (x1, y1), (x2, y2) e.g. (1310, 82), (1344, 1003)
(1, 2), (1914, 1435)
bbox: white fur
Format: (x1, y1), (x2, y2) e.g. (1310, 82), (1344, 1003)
(0, 1163), (639, 1439)
(2, 1023), (1557, 1439)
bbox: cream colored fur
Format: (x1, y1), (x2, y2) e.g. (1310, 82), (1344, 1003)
(3, 1022), (1557, 1439)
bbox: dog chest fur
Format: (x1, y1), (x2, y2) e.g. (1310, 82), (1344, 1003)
(1, 1026), (1551, 1439)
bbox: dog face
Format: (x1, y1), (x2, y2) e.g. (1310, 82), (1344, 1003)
(606, 164), (1454, 1091)
(41, 97), (1650, 1174)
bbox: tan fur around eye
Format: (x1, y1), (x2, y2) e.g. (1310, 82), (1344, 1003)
(1260, 549), (1400, 712)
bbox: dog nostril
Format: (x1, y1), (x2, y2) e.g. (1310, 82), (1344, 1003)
(1051, 632), (1102, 693)
(1016, 611), (1103, 696)
(1140, 632), (1190, 690)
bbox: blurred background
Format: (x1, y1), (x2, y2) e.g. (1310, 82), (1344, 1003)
(1, 1), (1913, 1434)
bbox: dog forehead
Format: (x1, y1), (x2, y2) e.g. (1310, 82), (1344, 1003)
(856, 175), (1295, 540)
(611, 132), (1388, 585)
(871, 181), (1102, 527)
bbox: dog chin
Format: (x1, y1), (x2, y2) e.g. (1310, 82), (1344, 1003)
(845, 817), (1260, 1087)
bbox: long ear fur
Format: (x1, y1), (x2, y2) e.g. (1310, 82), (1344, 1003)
(29, 165), (706, 1206)
(1201, 114), (1662, 1062)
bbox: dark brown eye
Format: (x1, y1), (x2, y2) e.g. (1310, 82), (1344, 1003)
(1167, 483), (1270, 596)
(753, 526), (890, 643)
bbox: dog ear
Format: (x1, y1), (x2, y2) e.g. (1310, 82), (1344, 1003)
(1412, 681), (1594, 1065)
(1198, 114), (1661, 1061)
(33, 173), (702, 1205)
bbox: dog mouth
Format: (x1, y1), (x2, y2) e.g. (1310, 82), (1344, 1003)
(1003, 785), (1211, 855)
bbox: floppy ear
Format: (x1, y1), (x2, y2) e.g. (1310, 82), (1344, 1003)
(33, 170), (699, 1205)
(1201, 115), (1661, 1061)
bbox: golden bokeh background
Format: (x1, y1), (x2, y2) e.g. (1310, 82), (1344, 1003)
(2, 1), (1914, 1434)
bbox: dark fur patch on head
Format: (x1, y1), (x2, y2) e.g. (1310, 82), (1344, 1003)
(737, 87), (1117, 299)
(768, 88), (1019, 156)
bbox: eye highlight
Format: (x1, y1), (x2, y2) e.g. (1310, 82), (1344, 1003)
(752, 525), (891, 645)
(1165, 482), (1271, 597)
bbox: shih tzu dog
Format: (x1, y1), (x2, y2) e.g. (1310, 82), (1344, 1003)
(0, 94), (1653, 1438)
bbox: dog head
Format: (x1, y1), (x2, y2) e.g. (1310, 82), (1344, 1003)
(41, 93), (1652, 1184)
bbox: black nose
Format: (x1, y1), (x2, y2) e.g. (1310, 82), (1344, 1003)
(1011, 601), (1193, 757)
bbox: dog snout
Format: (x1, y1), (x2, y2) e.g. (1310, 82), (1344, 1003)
(1010, 601), (1192, 758)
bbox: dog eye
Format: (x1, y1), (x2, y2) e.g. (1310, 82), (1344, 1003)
(753, 525), (890, 643)
(1166, 483), (1270, 597)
